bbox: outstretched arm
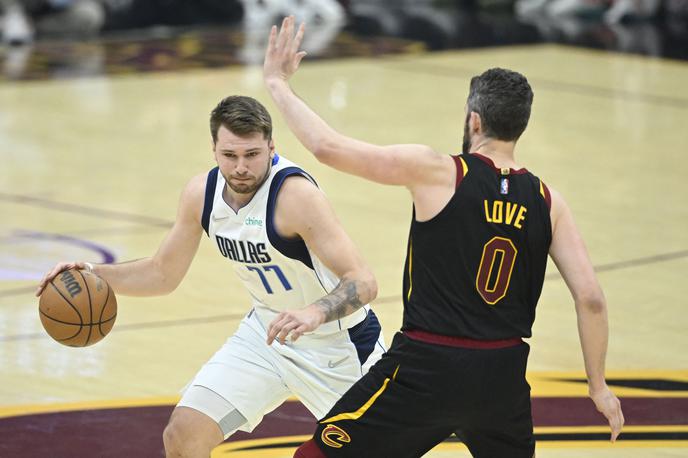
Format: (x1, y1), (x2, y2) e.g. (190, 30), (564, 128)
(263, 16), (454, 190)
(548, 187), (624, 442)
(266, 176), (377, 345)
(36, 174), (205, 297)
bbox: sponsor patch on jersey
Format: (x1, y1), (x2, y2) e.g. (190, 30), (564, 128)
(245, 217), (263, 227)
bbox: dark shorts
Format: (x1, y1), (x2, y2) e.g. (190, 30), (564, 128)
(312, 332), (534, 458)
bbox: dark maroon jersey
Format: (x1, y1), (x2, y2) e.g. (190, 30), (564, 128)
(401, 152), (552, 339)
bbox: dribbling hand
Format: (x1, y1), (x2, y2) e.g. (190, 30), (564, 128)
(590, 385), (624, 442)
(36, 261), (92, 297)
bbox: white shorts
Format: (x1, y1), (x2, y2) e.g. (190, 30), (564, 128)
(178, 308), (386, 435)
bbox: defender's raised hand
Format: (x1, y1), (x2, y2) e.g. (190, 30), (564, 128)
(264, 16), (306, 84)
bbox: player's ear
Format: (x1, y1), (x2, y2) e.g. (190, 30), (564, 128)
(470, 111), (482, 135)
(268, 139), (275, 157)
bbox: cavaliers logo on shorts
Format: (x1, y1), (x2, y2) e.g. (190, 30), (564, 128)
(321, 424), (351, 448)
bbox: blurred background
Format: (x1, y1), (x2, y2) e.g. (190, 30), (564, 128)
(1, 1), (687, 457)
(1, 0), (687, 81)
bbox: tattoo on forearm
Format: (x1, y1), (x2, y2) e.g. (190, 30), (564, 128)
(314, 279), (364, 322)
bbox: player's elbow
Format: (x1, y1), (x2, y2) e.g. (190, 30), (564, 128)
(151, 261), (183, 295)
(311, 141), (333, 163)
(575, 292), (607, 315)
(311, 138), (342, 166)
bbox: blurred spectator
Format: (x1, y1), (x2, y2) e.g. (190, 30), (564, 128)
(238, 0), (345, 64)
(515, 0), (662, 23)
(604, 0), (662, 23)
(1, 0), (105, 45)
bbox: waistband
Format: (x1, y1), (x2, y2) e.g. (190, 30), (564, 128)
(404, 329), (522, 349)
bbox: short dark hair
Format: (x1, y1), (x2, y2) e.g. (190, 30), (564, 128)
(466, 68), (533, 142)
(210, 95), (272, 143)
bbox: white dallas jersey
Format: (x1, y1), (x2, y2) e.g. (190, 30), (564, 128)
(201, 154), (369, 335)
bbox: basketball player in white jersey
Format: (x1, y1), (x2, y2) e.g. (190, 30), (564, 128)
(35, 95), (386, 458)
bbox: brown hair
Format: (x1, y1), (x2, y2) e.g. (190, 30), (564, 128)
(210, 95), (272, 143)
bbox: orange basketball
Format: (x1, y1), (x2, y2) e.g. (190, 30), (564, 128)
(39, 268), (117, 347)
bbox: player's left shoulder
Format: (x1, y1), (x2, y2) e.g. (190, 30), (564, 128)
(277, 173), (324, 205)
(273, 174), (330, 235)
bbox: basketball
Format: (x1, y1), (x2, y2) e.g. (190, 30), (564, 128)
(39, 268), (117, 347)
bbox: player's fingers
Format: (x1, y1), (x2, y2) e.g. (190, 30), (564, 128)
(36, 273), (51, 296)
(276, 16), (290, 50)
(277, 322), (299, 345)
(269, 314), (294, 344)
(291, 22), (305, 55)
(267, 315), (289, 342)
(284, 16), (295, 47)
(277, 323), (295, 345)
(294, 51), (307, 68)
(37, 262), (69, 296)
(40, 262), (70, 288)
(290, 324), (309, 342)
(267, 313), (288, 344)
(267, 25), (277, 52)
(606, 404), (623, 442)
(51, 262), (73, 279)
(613, 402), (624, 442)
(610, 416), (622, 442)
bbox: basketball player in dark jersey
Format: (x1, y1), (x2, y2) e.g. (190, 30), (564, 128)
(263, 17), (624, 458)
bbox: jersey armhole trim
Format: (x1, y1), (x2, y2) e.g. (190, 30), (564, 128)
(452, 155), (468, 188)
(266, 167), (317, 270)
(201, 167), (219, 236)
(539, 179), (552, 210)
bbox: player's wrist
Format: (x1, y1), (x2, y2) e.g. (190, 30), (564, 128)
(264, 76), (289, 91)
(588, 380), (609, 397)
(309, 303), (328, 326)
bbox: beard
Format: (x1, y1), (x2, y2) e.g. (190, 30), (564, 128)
(224, 158), (272, 195)
(227, 178), (260, 194)
(461, 112), (472, 154)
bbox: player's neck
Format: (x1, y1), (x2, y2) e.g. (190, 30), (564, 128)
(471, 139), (519, 169)
(223, 186), (257, 213)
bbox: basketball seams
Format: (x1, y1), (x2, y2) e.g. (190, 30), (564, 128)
(39, 309), (83, 340)
(48, 281), (84, 325)
(39, 309), (116, 326)
(98, 282), (115, 337)
(39, 268), (117, 347)
(75, 270), (94, 346)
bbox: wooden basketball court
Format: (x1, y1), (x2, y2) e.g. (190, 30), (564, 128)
(1, 42), (686, 457)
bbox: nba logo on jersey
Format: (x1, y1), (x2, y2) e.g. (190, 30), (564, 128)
(500, 177), (509, 195)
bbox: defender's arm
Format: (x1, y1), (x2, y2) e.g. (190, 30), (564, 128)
(548, 187), (624, 442)
(263, 17), (455, 190)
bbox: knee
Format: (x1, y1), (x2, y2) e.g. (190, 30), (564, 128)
(163, 412), (218, 458)
(163, 419), (191, 457)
